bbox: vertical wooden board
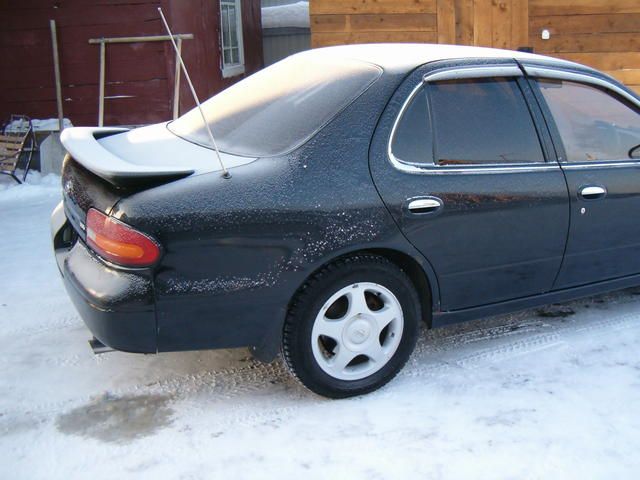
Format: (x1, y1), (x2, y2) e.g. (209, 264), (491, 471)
(511, 0), (528, 50)
(491, 0), (512, 49)
(437, 0), (457, 44)
(455, 0), (475, 45)
(473, 0), (492, 46)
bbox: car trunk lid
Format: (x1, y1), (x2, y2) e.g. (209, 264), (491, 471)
(59, 123), (256, 240)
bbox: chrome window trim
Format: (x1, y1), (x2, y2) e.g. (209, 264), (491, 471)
(388, 65), (554, 175)
(561, 161), (640, 170)
(423, 65), (523, 83)
(525, 66), (640, 110)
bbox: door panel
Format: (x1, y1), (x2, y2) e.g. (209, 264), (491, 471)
(554, 165), (640, 288)
(370, 62), (570, 311)
(529, 74), (640, 288)
(375, 168), (569, 311)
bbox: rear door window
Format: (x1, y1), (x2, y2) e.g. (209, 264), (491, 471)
(536, 79), (640, 162)
(429, 78), (544, 165)
(390, 86), (433, 165)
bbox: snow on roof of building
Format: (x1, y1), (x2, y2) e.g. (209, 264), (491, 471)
(261, 1), (309, 30)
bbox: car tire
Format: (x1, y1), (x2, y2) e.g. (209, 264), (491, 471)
(283, 254), (421, 398)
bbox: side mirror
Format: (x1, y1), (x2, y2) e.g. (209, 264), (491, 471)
(630, 144), (640, 160)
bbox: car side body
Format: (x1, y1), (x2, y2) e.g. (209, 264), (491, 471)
(52, 44), (640, 368)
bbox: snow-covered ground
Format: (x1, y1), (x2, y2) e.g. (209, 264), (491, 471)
(1, 175), (639, 479)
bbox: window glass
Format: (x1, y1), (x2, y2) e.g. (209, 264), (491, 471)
(168, 55), (381, 157)
(220, 0), (243, 75)
(391, 87), (433, 164)
(537, 79), (640, 162)
(429, 77), (544, 165)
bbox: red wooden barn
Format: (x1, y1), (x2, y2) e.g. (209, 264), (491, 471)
(0, 0), (263, 127)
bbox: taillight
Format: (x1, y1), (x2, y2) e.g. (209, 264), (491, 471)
(86, 208), (161, 267)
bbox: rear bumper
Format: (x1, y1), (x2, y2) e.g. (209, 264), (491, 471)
(52, 202), (157, 353)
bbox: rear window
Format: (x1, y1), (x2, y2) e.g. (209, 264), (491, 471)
(167, 55), (382, 157)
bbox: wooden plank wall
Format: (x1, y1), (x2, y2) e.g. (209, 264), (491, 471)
(0, 0), (263, 127)
(310, 0), (640, 94)
(310, 0), (529, 50)
(0, 0), (168, 127)
(529, 0), (640, 94)
(455, 0), (529, 50)
(310, 0), (439, 47)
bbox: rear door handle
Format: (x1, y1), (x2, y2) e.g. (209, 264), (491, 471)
(407, 197), (443, 214)
(579, 185), (607, 200)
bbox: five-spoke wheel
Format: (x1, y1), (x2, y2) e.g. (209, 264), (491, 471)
(283, 255), (421, 398)
(311, 282), (403, 381)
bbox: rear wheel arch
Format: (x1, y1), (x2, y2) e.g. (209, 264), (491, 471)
(361, 248), (434, 328)
(289, 248), (435, 328)
(250, 247), (436, 363)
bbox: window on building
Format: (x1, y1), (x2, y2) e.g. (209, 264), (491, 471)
(220, 0), (245, 78)
(536, 79), (640, 162)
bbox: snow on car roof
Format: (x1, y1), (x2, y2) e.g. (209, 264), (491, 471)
(296, 43), (581, 73)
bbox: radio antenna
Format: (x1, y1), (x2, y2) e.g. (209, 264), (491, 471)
(158, 7), (230, 179)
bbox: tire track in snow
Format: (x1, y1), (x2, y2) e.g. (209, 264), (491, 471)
(3, 300), (640, 432)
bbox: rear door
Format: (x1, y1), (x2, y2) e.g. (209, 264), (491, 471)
(525, 66), (640, 288)
(370, 61), (570, 311)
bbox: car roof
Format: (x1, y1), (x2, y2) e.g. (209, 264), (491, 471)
(300, 43), (583, 74)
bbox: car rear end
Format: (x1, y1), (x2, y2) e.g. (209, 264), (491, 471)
(52, 156), (162, 353)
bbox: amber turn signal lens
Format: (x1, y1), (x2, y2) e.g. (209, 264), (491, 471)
(86, 208), (161, 267)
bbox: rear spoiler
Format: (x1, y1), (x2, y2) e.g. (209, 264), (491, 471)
(60, 127), (195, 184)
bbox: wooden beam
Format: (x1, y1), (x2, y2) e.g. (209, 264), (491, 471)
(530, 13), (640, 35)
(350, 13), (437, 32)
(530, 0), (640, 16)
(310, 0), (437, 15)
(49, 19), (64, 131)
(312, 31), (438, 48)
(98, 41), (105, 127)
(531, 32), (640, 53)
(555, 52), (640, 71)
(89, 34), (194, 44)
(172, 37), (182, 120)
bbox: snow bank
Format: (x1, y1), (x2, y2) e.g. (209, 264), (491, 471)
(4, 118), (73, 132)
(262, 1), (309, 29)
(0, 171), (61, 200)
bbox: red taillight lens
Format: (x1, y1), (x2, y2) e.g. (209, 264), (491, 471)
(86, 208), (161, 267)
